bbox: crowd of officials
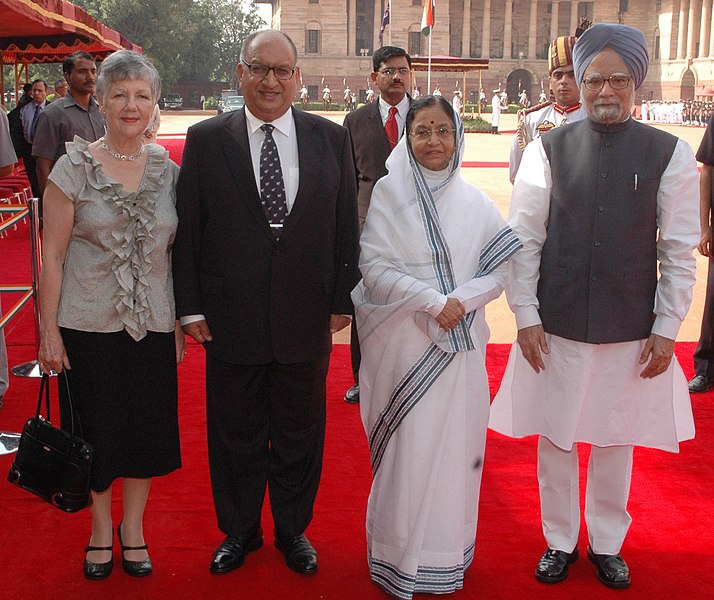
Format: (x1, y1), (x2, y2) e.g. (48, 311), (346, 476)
(0, 21), (711, 600)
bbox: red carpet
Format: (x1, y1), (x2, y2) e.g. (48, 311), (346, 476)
(1, 187), (714, 597)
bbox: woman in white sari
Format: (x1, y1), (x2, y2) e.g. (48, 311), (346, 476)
(352, 96), (521, 599)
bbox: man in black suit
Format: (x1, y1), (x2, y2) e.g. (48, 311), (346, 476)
(342, 46), (411, 404)
(172, 30), (359, 576)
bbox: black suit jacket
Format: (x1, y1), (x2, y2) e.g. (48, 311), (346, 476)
(173, 107), (359, 365)
(343, 101), (393, 228)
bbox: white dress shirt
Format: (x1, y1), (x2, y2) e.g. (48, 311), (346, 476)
(377, 95), (410, 139)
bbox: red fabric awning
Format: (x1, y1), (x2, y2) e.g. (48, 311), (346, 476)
(410, 56), (489, 72)
(0, 0), (141, 63)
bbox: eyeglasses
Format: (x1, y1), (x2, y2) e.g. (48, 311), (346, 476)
(242, 61), (296, 81)
(409, 127), (455, 141)
(378, 67), (410, 78)
(583, 73), (632, 91)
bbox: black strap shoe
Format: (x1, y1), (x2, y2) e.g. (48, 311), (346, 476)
(117, 521), (153, 577)
(210, 529), (263, 574)
(84, 545), (114, 580)
(274, 533), (318, 574)
(587, 546), (631, 589)
(535, 547), (579, 583)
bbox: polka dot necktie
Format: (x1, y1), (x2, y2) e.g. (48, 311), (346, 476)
(385, 106), (399, 150)
(259, 124), (288, 238)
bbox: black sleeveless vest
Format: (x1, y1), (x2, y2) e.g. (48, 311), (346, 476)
(538, 118), (678, 343)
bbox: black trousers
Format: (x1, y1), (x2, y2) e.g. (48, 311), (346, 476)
(206, 352), (330, 538)
(694, 257), (714, 377)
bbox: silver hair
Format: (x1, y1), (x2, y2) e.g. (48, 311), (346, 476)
(96, 50), (161, 104)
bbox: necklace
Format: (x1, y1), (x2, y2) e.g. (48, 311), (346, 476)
(99, 136), (145, 161)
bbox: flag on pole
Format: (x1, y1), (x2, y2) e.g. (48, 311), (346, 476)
(421, 0), (435, 37)
(378, 4), (390, 47)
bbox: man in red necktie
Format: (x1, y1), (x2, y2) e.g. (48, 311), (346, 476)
(343, 45), (412, 404)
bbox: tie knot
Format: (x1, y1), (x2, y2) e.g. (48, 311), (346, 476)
(389, 106), (398, 117)
(261, 123), (275, 135)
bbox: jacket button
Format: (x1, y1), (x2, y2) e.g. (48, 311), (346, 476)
(591, 275), (599, 282)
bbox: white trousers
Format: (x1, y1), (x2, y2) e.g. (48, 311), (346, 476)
(537, 436), (633, 555)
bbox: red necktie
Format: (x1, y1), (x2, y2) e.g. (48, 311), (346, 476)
(385, 106), (398, 149)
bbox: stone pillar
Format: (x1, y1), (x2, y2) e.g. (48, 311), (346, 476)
(687, 0), (699, 58)
(348, 0), (356, 56)
(677, 0), (689, 60)
(462, 0), (472, 57)
(570, 1), (580, 34)
(701, 0), (711, 58)
(551, 0), (560, 41)
(709, 0), (714, 56)
(482, 0), (492, 58)
(528, 0), (538, 59)
(504, 0), (513, 59)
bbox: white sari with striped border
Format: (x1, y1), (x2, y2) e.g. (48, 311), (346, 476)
(352, 110), (521, 599)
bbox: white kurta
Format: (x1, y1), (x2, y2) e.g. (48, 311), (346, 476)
(353, 126), (518, 599)
(490, 134), (699, 452)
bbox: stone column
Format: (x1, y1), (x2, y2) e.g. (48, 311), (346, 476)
(462, 0), (472, 57)
(570, 1), (580, 34)
(687, 0), (699, 58)
(551, 0), (560, 40)
(349, 0), (356, 56)
(701, 0), (711, 58)
(482, 0), (492, 58)
(709, 0), (714, 56)
(528, 0), (538, 59)
(504, 0), (513, 59)
(677, 0), (689, 60)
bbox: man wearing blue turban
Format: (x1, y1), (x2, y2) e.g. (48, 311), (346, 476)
(491, 23), (699, 589)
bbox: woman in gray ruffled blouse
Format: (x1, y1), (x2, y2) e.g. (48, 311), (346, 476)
(38, 50), (184, 581)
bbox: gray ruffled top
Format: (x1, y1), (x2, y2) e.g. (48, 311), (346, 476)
(49, 136), (179, 340)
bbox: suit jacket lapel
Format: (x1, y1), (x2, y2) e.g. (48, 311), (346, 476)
(279, 107), (316, 240)
(221, 109), (274, 238)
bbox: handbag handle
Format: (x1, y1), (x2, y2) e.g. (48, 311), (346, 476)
(35, 372), (81, 439)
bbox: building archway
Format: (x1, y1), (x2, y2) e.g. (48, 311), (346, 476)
(680, 69), (695, 100)
(507, 69), (533, 104)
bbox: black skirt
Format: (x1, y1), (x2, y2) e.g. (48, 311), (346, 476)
(59, 328), (181, 492)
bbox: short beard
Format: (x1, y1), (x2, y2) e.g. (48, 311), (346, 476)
(589, 100), (625, 124)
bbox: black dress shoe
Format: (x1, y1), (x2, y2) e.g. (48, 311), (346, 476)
(587, 547), (631, 589)
(274, 533), (318, 574)
(84, 545), (113, 580)
(535, 547), (579, 583)
(117, 521), (152, 577)
(344, 384), (360, 404)
(688, 374), (712, 393)
(210, 529), (263, 574)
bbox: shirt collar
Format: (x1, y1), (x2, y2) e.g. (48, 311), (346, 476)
(64, 92), (99, 112)
(553, 102), (582, 115)
(378, 94), (410, 118)
(245, 106), (294, 138)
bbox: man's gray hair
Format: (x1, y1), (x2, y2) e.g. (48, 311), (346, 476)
(96, 50), (161, 104)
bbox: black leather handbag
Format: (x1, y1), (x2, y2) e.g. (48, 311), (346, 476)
(7, 372), (93, 512)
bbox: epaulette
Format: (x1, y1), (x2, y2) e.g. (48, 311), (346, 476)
(517, 101), (553, 149)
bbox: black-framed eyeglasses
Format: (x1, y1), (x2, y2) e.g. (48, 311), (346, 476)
(583, 73), (632, 91)
(378, 67), (410, 78)
(409, 127), (455, 141)
(242, 60), (296, 80)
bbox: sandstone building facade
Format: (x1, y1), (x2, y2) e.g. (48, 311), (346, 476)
(263, 0), (714, 104)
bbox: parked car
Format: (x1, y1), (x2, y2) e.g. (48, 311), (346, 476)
(222, 96), (245, 113)
(217, 89), (238, 114)
(162, 93), (183, 110)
